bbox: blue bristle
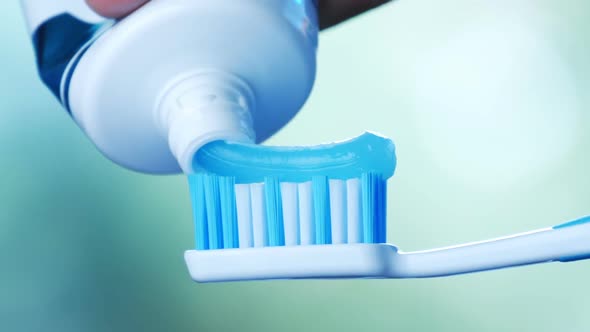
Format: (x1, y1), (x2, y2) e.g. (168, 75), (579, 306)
(264, 177), (285, 246)
(377, 175), (387, 243)
(219, 176), (239, 249)
(361, 173), (387, 244)
(203, 174), (223, 249)
(188, 175), (209, 250)
(312, 176), (332, 245)
(361, 173), (373, 243)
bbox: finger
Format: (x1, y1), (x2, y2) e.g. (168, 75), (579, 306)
(86, 0), (149, 18)
(319, 0), (391, 30)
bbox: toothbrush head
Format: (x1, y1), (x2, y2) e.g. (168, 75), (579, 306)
(185, 132), (396, 282)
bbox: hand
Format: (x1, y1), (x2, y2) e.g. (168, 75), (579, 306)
(85, 0), (390, 29)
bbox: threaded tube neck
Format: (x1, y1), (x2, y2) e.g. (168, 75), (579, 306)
(156, 70), (256, 173)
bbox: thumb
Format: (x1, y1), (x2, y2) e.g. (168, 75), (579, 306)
(86, 0), (149, 18)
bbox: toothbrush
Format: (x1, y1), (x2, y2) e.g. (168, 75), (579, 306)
(185, 132), (590, 282)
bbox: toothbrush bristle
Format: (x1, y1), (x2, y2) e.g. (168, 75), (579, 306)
(265, 177), (285, 247)
(189, 175), (208, 250)
(188, 173), (388, 250)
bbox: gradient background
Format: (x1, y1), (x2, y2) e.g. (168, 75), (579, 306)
(2, 1), (590, 331)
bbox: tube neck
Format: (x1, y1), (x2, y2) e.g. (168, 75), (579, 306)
(156, 71), (256, 174)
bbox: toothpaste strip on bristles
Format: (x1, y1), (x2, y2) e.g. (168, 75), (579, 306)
(187, 132), (396, 250)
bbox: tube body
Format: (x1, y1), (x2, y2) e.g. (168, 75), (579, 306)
(22, 0), (319, 174)
(21, 0), (109, 108)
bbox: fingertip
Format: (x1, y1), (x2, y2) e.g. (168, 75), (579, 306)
(86, 0), (149, 18)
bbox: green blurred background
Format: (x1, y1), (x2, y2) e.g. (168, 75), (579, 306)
(2, 1), (590, 331)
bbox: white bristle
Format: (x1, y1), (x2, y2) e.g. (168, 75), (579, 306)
(346, 178), (362, 243)
(329, 179), (347, 244)
(281, 182), (299, 246)
(297, 181), (314, 245)
(235, 184), (253, 248)
(250, 183), (268, 247)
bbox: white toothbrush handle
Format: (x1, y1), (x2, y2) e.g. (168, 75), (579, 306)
(391, 216), (590, 278)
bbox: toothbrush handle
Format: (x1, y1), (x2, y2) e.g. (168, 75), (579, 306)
(392, 216), (590, 278)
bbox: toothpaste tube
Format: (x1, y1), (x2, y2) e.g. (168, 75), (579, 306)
(21, 0), (319, 174)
